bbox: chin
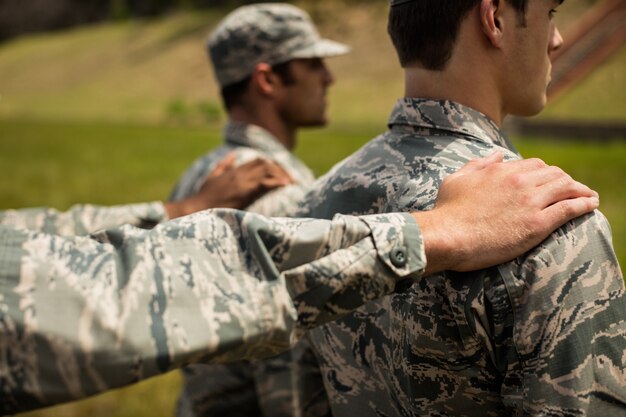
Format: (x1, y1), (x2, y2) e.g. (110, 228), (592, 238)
(301, 117), (328, 127)
(512, 96), (547, 118)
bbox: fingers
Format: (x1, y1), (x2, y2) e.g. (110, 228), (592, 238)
(453, 151), (504, 176)
(232, 158), (293, 192)
(540, 196), (600, 231)
(445, 152), (539, 186)
(535, 177), (598, 208)
(236, 157), (267, 172)
(502, 157), (548, 173)
(259, 176), (292, 190)
(264, 162), (294, 185)
(232, 158), (293, 184)
(209, 153), (237, 177)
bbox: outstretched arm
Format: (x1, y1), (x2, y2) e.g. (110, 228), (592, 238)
(0, 157), (292, 236)
(0, 210), (423, 414)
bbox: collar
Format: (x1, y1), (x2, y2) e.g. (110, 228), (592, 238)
(388, 98), (514, 150)
(223, 121), (291, 153)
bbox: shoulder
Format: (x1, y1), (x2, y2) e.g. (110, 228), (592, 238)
(499, 209), (624, 344)
(504, 210), (619, 280)
(303, 132), (516, 215)
(497, 210), (625, 409)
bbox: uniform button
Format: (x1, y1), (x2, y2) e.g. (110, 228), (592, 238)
(390, 247), (407, 267)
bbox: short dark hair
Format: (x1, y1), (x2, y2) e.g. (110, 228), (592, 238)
(220, 61), (295, 111)
(221, 76), (252, 111)
(388, 0), (529, 70)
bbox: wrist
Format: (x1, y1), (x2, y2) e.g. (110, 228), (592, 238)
(164, 198), (205, 219)
(164, 202), (183, 219)
(411, 210), (466, 274)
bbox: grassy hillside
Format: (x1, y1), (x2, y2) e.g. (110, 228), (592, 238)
(0, 0), (622, 127)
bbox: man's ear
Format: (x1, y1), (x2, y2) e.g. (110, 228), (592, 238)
(480, 0), (504, 47)
(250, 62), (279, 97)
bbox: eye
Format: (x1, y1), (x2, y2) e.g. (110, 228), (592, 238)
(549, 9), (557, 19)
(309, 59), (324, 69)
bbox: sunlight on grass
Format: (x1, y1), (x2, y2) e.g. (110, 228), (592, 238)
(19, 372), (182, 417)
(1, 1), (620, 126)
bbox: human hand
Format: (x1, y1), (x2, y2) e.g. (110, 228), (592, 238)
(165, 154), (293, 218)
(412, 152), (599, 273)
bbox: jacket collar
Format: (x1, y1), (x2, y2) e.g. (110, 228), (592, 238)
(224, 121), (290, 153)
(388, 98), (514, 150)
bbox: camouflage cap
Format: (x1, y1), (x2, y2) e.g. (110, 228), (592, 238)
(208, 3), (350, 88)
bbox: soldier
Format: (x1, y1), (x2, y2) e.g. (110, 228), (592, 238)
(0, 152), (601, 414)
(169, 4), (349, 416)
(169, 3), (345, 216)
(296, 0), (626, 416)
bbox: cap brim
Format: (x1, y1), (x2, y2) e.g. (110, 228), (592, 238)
(291, 38), (351, 59)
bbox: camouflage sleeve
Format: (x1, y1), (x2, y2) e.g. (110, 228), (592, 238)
(497, 210), (626, 415)
(245, 183), (310, 217)
(0, 210), (425, 413)
(0, 201), (168, 236)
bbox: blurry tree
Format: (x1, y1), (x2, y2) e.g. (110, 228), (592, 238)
(0, 0), (108, 40)
(0, 0), (455, 41)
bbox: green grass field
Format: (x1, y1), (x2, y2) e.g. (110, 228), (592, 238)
(1, 0), (624, 415)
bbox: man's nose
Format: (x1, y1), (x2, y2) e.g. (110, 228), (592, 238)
(325, 70), (335, 86)
(322, 63), (335, 86)
(550, 26), (564, 54)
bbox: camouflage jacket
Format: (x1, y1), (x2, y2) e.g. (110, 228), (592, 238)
(0, 208), (425, 414)
(0, 201), (166, 236)
(168, 121), (315, 216)
(297, 98), (626, 416)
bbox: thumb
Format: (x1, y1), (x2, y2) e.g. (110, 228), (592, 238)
(210, 153), (236, 177)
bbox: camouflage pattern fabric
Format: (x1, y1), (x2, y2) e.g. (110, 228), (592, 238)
(170, 122), (316, 417)
(0, 202), (166, 236)
(295, 98), (626, 416)
(208, 3), (348, 88)
(0, 209), (425, 414)
(169, 121), (314, 217)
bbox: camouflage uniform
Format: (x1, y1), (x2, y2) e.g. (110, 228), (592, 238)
(169, 122), (314, 217)
(296, 98), (626, 416)
(172, 4), (349, 416)
(0, 202), (166, 236)
(0, 207), (426, 414)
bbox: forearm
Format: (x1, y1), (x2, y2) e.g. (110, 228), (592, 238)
(275, 213), (425, 337)
(0, 202), (167, 236)
(0, 210), (425, 413)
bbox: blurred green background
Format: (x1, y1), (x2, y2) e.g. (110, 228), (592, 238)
(0, 0), (624, 416)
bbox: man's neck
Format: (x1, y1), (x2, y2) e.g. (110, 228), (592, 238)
(404, 67), (504, 126)
(228, 107), (296, 150)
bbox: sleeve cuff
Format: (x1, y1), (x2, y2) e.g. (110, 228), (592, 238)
(357, 213), (426, 279)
